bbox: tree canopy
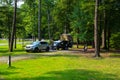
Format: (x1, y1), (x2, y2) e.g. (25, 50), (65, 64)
(0, 0), (120, 50)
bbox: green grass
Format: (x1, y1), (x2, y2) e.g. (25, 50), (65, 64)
(0, 40), (33, 56)
(0, 53), (120, 80)
(72, 45), (92, 49)
(0, 43), (28, 56)
(0, 39), (8, 43)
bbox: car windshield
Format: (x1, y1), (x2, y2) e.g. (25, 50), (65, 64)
(41, 42), (47, 44)
(31, 41), (40, 45)
(54, 41), (61, 45)
(54, 42), (58, 45)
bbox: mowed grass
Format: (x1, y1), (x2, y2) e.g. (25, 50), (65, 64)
(0, 40), (32, 56)
(0, 44), (27, 56)
(0, 52), (120, 80)
(0, 39), (8, 43)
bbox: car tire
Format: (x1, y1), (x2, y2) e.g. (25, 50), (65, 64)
(34, 47), (39, 52)
(46, 47), (49, 52)
(26, 50), (30, 52)
(57, 47), (59, 50)
(65, 46), (68, 50)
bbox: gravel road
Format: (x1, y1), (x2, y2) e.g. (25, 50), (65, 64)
(0, 54), (35, 63)
(0, 50), (80, 63)
(0, 48), (95, 63)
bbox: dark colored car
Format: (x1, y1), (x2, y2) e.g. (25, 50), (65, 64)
(52, 40), (73, 50)
(52, 41), (61, 50)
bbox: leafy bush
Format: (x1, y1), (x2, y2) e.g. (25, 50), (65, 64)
(110, 32), (120, 49)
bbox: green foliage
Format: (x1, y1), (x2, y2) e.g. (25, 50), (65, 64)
(0, 6), (13, 38)
(0, 0), (120, 49)
(70, 0), (94, 42)
(110, 32), (120, 49)
(101, 0), (120, 34)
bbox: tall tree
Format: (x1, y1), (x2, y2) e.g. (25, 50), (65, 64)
(47, 5), (51, 39)
(9, 0), (17, 67)
(38, 0), (41, 41)
(94, 0), (100, 57)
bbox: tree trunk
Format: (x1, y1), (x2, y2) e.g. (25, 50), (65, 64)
(10, 0), (17, 52)
(9, 0), (17, 67)
(8, 33), (11, 49)
(38, 0), (41, 41)
(92, 40), (95, 48)
(8, 18), (11, 49)
(107, 27), (110, 51)
(94, 0), (100, 57)
(47, 6), (51, 40)
(102, 28), (107, 49)
(22, 38), (24, 48)
(107, 9), (111, 51)
(14, 32), (16, 49)
(102, 9), (107, 49)
(76, 28), (80, 48)
(76, 38), (79, 48)
(64, 25), (67, 34)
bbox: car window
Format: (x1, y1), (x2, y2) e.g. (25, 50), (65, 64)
(54, 41), (61, 44)
(40, 42), (47, 44)
(54, 42), (58, 45)
(31, 41), (40, 45)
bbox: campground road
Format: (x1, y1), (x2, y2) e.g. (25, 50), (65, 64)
(0, 50), (81, 63)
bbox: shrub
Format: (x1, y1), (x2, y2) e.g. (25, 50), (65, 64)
(110, 32), (120, 49)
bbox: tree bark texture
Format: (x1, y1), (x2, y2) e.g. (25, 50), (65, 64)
(9, 0), (17, 67)
(10, 0), (17, 52)
(94, 0), (100, 57)
(38, 0), (41, 41)
(47, 6), (51, 40)
(102, 8), (107, 49)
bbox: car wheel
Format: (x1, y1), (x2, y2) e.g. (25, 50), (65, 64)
(57, 47), (59, 50)
(46, 47), (49, 52)
(62, 47), (65, 50)
(65, 47), (68, 50)
(26, 50), (30, 52)
(34, 48), (39, 52)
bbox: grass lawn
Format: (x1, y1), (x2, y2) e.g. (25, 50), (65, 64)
(0, 52), (120, 80)
(0, 39), (8, 43)
(0, 44), (27, 56)
(0, 40), (33, 56)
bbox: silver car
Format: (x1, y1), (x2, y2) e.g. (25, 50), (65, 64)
(25, 41), (50, 52)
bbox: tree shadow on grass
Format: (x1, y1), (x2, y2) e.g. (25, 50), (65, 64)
(0, 50), (9, 53)
(0, 71), (18, 76)
(6, 69), (119, 80)
(0, 66), (20, 80)
(0, 66), (19, 75)
(109, 53), (120, 58)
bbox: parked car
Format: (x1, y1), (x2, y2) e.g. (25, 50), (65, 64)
(25, 41), (50, 52)
(56, 41), (69, 50)
(52, 40), (72, 50)
(52, 40), (61, 50)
